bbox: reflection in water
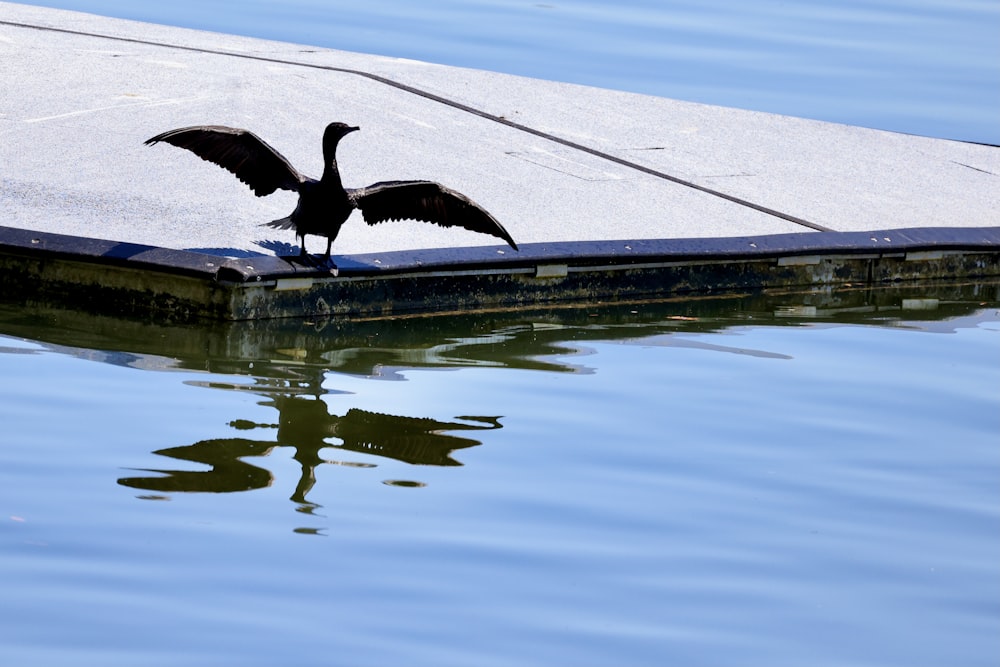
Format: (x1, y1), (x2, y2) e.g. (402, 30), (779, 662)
(2, 280), (997, 514)
(119, 395), (502, 509)
(119, 438), (277, 494)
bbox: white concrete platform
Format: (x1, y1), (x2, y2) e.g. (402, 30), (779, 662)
(2, 1), (997, 260)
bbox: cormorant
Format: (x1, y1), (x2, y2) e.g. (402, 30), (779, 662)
(145, 122), (518, 263)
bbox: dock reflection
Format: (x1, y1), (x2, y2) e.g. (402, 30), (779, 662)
(2, 280), (997, 511)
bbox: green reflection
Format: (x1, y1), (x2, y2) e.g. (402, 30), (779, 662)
(2, 280), (997, 509)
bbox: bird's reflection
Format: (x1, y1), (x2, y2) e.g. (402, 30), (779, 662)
(117, 438), (277, 494)
(4, 280), (995, 522)
(118, 394), (501, 509)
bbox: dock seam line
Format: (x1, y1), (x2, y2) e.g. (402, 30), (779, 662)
(3, 18), (834, 232)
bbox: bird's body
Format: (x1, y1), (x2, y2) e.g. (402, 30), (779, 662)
(145, 122), (517, 262)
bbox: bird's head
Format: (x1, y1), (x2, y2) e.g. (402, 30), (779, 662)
(324, 122), (359, 144)
(323, 123), (361, 170)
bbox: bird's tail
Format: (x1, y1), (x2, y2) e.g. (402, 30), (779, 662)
(262, 215), (295, 230)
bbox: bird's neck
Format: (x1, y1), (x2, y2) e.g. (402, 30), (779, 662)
(321, 157), (345, 189)
(321, 136), (345, 181)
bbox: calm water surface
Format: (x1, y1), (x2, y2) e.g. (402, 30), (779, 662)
(19, 0), (1000, 144)
(1, 285), (999, 666)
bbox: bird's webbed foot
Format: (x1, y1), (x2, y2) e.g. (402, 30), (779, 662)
(291, 238), (338, 274)
(318, 254), (339, 276)
(316, 239), (338, 275)
(299, 252), (338, 275)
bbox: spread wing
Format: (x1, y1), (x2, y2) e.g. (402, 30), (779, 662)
(350, 180), (517, 250)
(145, 125), (305, 196)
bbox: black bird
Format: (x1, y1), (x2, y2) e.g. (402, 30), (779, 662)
(145, 122), (518, 263)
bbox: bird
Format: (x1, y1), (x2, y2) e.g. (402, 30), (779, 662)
(145, 122), (518, 264)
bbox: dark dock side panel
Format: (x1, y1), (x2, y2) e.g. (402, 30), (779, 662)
(3, 225), (999, 321)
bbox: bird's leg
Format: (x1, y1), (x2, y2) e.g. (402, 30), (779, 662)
(296, 234), (329, 270)
(320, 237), (339, 275)
(294, 234), (337, 272)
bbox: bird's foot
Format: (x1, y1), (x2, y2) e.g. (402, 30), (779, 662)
(299, 253), (338, 276)
(294, 247), (338, 276)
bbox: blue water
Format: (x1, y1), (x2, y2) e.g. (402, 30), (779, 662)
(2, 288), (999, 666)
(19, 0), (1000, 144)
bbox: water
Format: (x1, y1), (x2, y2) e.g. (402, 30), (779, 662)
(3, 2), (1000, 664)
(2, 285), (999, 666)
(18, 0), (1000, 144)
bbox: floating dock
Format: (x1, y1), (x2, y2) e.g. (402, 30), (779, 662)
(2, 2), (998, 320)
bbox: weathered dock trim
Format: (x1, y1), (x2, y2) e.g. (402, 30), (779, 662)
(3, 225), (998, 321)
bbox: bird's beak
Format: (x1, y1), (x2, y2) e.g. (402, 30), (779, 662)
(347, 125), (360, 133)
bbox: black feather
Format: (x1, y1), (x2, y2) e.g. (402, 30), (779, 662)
(145, 126), (303, 196)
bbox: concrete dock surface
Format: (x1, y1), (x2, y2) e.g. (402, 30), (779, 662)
(1, 1), (999, 319)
